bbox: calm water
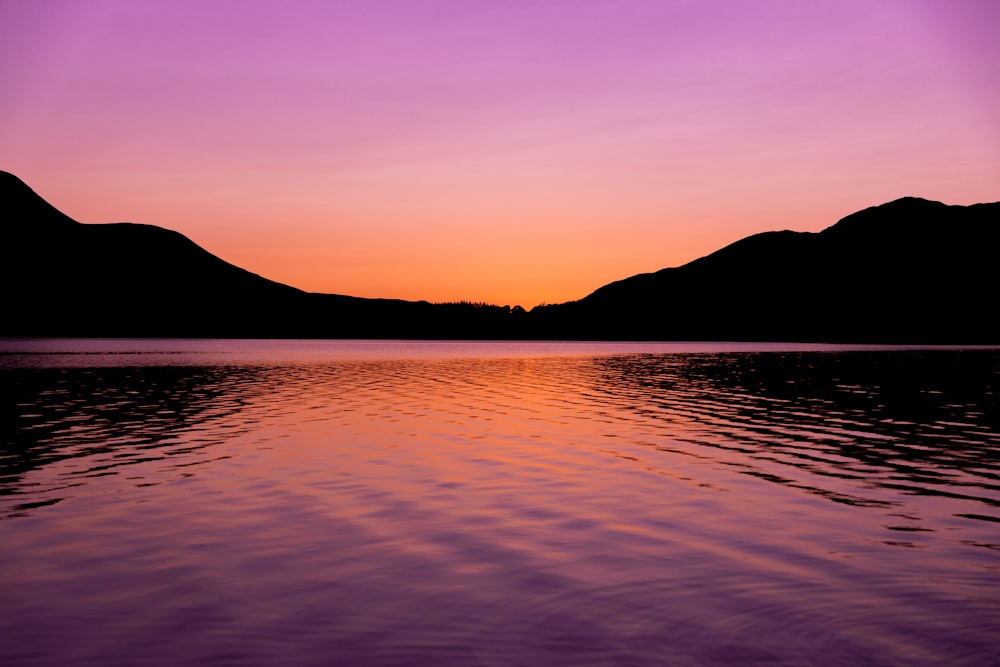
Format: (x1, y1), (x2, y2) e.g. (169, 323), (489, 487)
(2, 339), (998, 667)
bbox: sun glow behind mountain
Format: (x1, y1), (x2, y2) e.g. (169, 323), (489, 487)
(2, 1), (998, 307)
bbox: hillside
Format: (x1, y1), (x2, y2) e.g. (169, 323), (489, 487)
(531, 197), (999, 342)
(2, 170), (996, 342)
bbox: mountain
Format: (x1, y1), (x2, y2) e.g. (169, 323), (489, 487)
(2, 170), (997, 341)
(0, 171), (520, 338)
(3, 172), (305, 336)
(531, 197), (1000, 342)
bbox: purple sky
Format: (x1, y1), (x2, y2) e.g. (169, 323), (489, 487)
(2, 0), (998, 306)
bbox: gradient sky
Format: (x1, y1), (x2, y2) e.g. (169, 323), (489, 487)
(2, 0), (998, 307)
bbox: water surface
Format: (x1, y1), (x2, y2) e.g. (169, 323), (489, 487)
(2, 340), (998, 666)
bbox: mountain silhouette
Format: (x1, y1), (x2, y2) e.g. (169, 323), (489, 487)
(2, 171), (308, 336)
(2, 170), (997, 341)
(531, 197), (999, 342)
(1, 171), (525, 338)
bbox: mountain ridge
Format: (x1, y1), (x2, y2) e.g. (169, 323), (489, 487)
(2, 170), (997, 342)
(534, 194), (998, 342)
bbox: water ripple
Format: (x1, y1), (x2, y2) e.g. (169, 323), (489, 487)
(1, 344), (998, 666)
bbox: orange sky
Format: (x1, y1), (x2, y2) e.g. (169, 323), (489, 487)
(2, 1), (998, 307)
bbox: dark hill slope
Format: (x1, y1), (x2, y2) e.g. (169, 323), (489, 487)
(2, 170), (996, 341)
(1, 171), (503, 338)
(3, 171), (308, 336)
(531, 197), (999, 342)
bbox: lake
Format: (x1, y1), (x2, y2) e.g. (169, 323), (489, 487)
(2, 339), (998, 666)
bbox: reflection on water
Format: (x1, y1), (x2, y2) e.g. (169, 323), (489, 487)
(603, 352), (1000, 514)
(1, 341), (998, 666)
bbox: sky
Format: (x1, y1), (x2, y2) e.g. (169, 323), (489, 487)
(2, 0), (998, 308)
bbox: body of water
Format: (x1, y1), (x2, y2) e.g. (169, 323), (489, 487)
(2, 339), (998, 666)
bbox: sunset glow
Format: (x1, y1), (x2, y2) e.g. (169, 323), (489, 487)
(2, 1), (998, 307)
